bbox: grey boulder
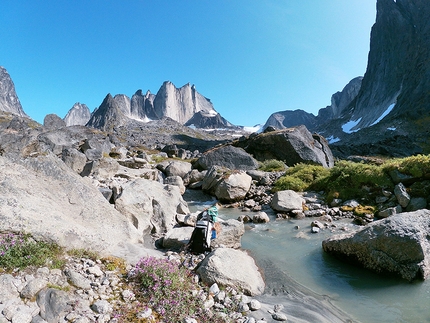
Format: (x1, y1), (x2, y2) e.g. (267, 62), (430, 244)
(195, 145), (259, 171)
(271, 190), (304, 213)
(196, 248), (265, 296)
(202, 166), (252, 202)
(234, 125), (334, 168)
(115, 178), (190, 235)
(322, 210), (430, 281)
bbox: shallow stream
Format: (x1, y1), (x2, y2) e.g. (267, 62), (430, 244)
(184, 190), (430, 323)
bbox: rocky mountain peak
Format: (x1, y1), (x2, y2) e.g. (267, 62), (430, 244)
(64, 102), (91, 126)
(153, 81), (217, 125)
(67, 81), (232, 131)
(86, 93), (130, 131)
(0, 66), (28, 117)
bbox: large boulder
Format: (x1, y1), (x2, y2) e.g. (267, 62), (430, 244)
(43, 114), (66, 130)
(61, 147), (87, 174)
(212, 219), (245, 249)
(196, 248), (265, 296)
(162, 226), (194, 249)
(0, 154), (141, 258)
(202, 166), (252, 202)
(271, 190), (304, 213)
(36, 288), (73, 323)
(115, 178), (190, 236)
(322, 210), (430, 281)
(164, 160), (192, 178)
(195, 145), (259, 171)
(234, 125), (334, 168)
(163, 219), (245, 250)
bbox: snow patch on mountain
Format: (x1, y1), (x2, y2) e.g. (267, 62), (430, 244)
(370, 103), (396, 126)
(342, 118), (362, 133)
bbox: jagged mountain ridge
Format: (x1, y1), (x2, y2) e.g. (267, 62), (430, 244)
(72, 81), (234, 130)
(263, 76), (363, 133)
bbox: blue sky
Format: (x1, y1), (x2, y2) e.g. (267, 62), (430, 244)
(1, 1), (376, 126)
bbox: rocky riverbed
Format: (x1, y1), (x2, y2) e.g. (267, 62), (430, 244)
(0, 250), (300, 323)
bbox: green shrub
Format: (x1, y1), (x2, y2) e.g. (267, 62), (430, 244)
(259, 159), (287, 172)
(273, 163), (330, 192)
(322, 160), (393, 201)
(0, 232), (62, 271)
(383, 154), (430, 178)
(273, 175), (308, 191)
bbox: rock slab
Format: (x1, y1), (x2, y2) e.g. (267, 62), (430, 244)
(322, 210), (430, 281)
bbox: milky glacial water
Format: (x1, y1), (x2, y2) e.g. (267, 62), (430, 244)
(184, 190), (430, 323)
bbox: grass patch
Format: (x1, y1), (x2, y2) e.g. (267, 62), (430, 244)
(383, 154), (430, 178)
(68, 248), (99, 261)
(102, 256), (128, 274)
(0, 232), (63, 271)
(273, 163), (330, 192)
(321, 160), (393, 201)
(259, 159), (287, 172)
(273, 155), (430, 203)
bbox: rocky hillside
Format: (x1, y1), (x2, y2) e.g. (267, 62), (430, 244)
(263, 0), (430, 158)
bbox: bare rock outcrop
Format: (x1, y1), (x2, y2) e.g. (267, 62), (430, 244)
(64, 102), (91, 126)
(196, 248), (265, 296)
(114, 178), (190, 236)
(0, 66), (27, 117)
(195, 145), (259, 171)
(0, 154), (142, 258)
(235, 125), (334, 168)
(43, 113), (66, 130)
(153, 81), (217, 125)
(322, 210), (430, 281)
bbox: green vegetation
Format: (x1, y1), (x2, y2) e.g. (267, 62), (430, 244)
(321, 160), (392, 202)
(68, 248), (100, 261)
(384, 154), (430, 178)
(273, 163), (330, 192)
(259, 159), (287, 172)
(273, 154), (430, 203)
(0, 232), (63, 271)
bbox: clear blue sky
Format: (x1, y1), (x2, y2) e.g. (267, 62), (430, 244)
(1, 1), (376, 126)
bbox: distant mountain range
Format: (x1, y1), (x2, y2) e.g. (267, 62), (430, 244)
(1, 0), (429, 158)
(65, 81), (234, 131)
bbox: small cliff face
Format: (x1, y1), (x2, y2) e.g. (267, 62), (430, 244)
(351, 0), (430, 129)
(0, 66), (27, 117)
(64, 103), (91, 126)
(153, 82), (217, 125)
(317, 77), (363, 123)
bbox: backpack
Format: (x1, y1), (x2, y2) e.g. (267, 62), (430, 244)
(188, 210), (215, 254)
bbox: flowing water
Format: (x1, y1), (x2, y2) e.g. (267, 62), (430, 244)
(184, 190), (430, 323)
